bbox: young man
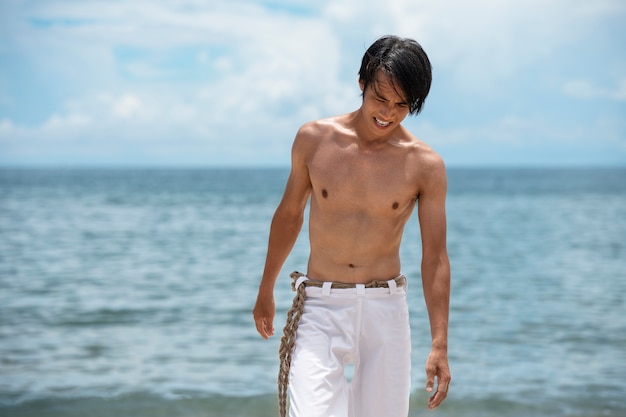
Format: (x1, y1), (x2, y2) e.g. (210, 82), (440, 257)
(253, 35), (451, 417)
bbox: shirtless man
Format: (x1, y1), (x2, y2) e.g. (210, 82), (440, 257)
(253, 35), (451, 417)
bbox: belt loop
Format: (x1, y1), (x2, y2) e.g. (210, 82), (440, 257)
(322, 281), (332, 296)
(387, 278), (398, 294)
(356, 283), (365, 295)
(295, 276), (309, 291)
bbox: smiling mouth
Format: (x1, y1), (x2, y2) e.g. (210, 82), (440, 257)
(374, 117), (391, 127)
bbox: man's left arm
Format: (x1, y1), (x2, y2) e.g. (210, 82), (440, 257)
(417, 156), (451, 410)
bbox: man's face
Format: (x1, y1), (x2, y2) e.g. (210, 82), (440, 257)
(359, 70), (411, 135)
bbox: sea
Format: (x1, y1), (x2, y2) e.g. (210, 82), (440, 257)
(0, 167), (625, 417)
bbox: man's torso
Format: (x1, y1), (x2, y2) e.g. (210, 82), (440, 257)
(302, 114), (434, 283)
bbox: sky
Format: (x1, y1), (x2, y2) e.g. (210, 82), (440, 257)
(1, 0), (625, 167)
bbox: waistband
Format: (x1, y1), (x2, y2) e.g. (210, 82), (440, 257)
(289, 271), (406, 295)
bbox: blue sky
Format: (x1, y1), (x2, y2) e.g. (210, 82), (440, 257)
(1, 0), (625, 167)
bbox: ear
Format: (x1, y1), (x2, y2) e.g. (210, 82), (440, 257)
(359, 78), (364, 92)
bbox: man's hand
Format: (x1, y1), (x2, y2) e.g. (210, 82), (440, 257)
(253, 293), (276, 339)
(425, 348), (451, 410)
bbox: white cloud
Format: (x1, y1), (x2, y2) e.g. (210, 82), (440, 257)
(0, 119), (20, 136)
(112, 94), (144, 119)
(0, 0), (624, 166)
(563, 78), (626, 101)
(389, 0), (625, 91)
(42, 113), (92, 131)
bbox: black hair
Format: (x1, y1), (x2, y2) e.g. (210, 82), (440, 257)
(358, 35), (432, 115)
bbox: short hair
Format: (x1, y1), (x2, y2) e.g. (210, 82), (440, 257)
(358, 35), (432, 115)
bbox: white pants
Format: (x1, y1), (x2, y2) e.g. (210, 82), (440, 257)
(288, 278), (411, 417)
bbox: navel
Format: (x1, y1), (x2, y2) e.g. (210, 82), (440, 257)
(348, 263), (355, 268)
(392, 202), (399, 210)
(322, 189), (328, 199)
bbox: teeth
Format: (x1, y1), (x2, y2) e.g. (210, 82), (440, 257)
(375, 117), (391, 127)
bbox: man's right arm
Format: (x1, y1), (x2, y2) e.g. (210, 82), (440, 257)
(253, 126), (314, 339)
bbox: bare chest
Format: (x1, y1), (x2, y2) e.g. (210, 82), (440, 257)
(309, 143), (419, 214)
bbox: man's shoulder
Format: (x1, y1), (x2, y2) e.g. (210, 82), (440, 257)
(297, 115), (348, 137)
(402, 132), (444, 166)
(414, 145), (446, 194)
(293, 115), (352, 153)
(398, 133), (446, 189)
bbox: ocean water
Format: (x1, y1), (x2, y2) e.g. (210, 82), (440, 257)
(0, 167), (625, 417)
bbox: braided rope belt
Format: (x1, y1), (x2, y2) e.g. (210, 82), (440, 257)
(277, 271), (407, 417)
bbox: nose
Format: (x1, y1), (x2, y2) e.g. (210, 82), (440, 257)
(379, 102), (394, 118)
